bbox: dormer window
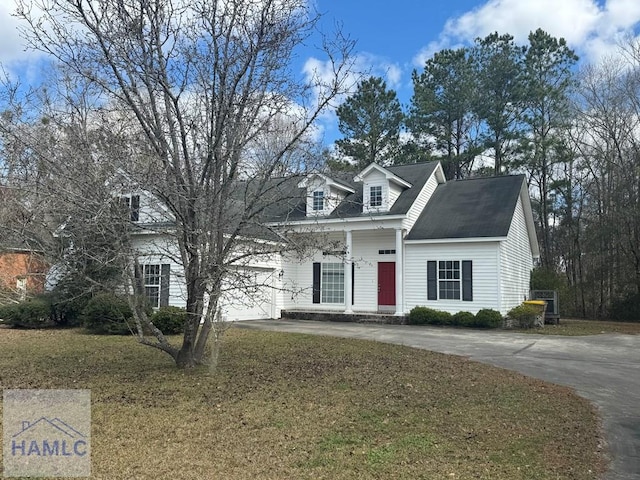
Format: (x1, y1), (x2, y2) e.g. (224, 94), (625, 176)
(370, 186), (382, 207)
(120, 194), (140, 222)
(354, 163), (413, 214)
(298, 174), (355, 217)
(312, 190), (324, 211)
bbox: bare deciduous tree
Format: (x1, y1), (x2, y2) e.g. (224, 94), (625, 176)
(15, 0), (354, 367)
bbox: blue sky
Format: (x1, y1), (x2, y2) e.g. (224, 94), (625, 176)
(2, 0), (640, 145)
(306, 0), (640, 143)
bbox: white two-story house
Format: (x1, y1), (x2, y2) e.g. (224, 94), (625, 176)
(127, 160), (539, 321)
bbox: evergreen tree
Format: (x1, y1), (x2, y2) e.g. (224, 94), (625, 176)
(408, 48), (479, 179)
(519, 29), (578, 266)
(471, 32), (526, 175)
(335, 76), (404, 168)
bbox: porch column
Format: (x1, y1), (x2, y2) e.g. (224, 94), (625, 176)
(344, 229), (353, 314)
(395, 228), (403, 316)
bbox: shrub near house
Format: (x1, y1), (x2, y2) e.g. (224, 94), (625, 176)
(408, 306), (503, 329)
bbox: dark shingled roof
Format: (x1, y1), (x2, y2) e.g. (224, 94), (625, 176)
(406, 174), (526, 240)
(266, 161), (439, 221)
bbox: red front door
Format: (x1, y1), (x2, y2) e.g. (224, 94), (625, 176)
(378, 262), (396, 306)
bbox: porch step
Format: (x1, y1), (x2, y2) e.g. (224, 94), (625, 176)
(281, 310), (406, 325)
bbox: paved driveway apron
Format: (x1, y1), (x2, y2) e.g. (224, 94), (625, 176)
(238, 320), (640, 480)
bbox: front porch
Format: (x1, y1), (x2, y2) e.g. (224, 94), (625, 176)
(281, 309), (406, 325)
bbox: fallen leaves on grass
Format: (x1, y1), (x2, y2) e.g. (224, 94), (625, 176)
(0, 327), (606, 479)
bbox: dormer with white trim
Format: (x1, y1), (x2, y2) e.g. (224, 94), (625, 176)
(298, 174), (355, 217)
(354, 163), (412, 214)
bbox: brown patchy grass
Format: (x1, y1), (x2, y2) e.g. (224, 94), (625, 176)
(0, 327), (606, 479)
(516, 318), (640, 336)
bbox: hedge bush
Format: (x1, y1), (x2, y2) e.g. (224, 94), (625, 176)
(507, 304), (541, 329)
(83, 293), (134, 335)
(452, 311), (475, 327)
(473, 309), (503, 329)
(409, 307), (503, 329)
(0, 297), (53, 329)
(150, 306), (186, 334)
(49, 294), (88, 327)
(407, 306), (452, 325)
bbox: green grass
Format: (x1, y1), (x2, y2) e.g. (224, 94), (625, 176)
(0, 327), (606, 479)
(516, 318), (640, 335)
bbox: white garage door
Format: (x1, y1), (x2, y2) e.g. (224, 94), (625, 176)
(220, 268), (275, 321)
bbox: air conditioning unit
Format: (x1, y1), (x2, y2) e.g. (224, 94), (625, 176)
(529, 290), (560, 324)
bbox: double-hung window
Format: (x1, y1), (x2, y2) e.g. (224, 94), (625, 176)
(312, 190), (324, 211)
(321, 263), (344, 303)
(370, 185), (383, 207)
(438, 260), (460, 299)
(312, 262), (345, 304)
(144, 264), (162, 308)
(427, 260), (473, 302)
(137, 264), (170, 308)
(121, 195), (140, 222)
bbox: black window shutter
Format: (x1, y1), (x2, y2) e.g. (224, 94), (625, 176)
(160, 264), (170, 307)
(133, 263), (143, 294)
(427, 261), (437, 300)
(130, 195), (140, 222)
(462, 261), (473, 301)
(312, 263), (321, 304)
(352, 262), (355, 306)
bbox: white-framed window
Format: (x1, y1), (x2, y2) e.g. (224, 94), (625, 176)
(144, 264), (161, 308)
(16, 278), (27, 300)
(370, 185), (383, 207)
(121, 194), (140, 222)
(312, 190), (324, 211)
(438, 260), (460, 300)
(321, 262), (344, 303)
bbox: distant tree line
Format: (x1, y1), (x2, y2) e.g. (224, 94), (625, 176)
(333, 29), (640, 320)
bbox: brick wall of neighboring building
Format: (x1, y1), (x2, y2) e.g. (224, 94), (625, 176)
(0, 251), (48, 296)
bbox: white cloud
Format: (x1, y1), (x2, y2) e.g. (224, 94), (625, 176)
(303, 52), (403, 104)
(413, 0), (640, 65)
(302, 52), (405, 143)
(0, 0), (27, 64)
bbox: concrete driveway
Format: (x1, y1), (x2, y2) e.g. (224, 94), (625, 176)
(238, 320), (640, 480)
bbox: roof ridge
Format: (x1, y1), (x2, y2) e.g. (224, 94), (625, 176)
(449, 174), (525, 183)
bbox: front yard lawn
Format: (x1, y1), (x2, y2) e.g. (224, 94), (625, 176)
(518, 318), (640, 336)
(0, 327), (605, 479)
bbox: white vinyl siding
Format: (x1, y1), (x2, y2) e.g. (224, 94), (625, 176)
(281, 230), (395, 313)
(404, 170), (441, 231)
(352, 230), (395, 311)
(388, 182), (403, 208)
(500, 196), (534, 312)
(405, 242), (500, 314)
(131, 233), (283, 320)
(362, 170), (390, 213)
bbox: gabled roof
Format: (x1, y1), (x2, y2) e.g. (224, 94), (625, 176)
(354, 163), (413, 188)
(264, 161), (439, 222)
(297, 173), (356, 194)
(406, 175), (527, 240)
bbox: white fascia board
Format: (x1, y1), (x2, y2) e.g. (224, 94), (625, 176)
(405, 236), (507, 244)
(297, 173), (355, 194)
(268, 215), (406, 231)
(354, 164), (412, 188)
(519, 181), (541, 260)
